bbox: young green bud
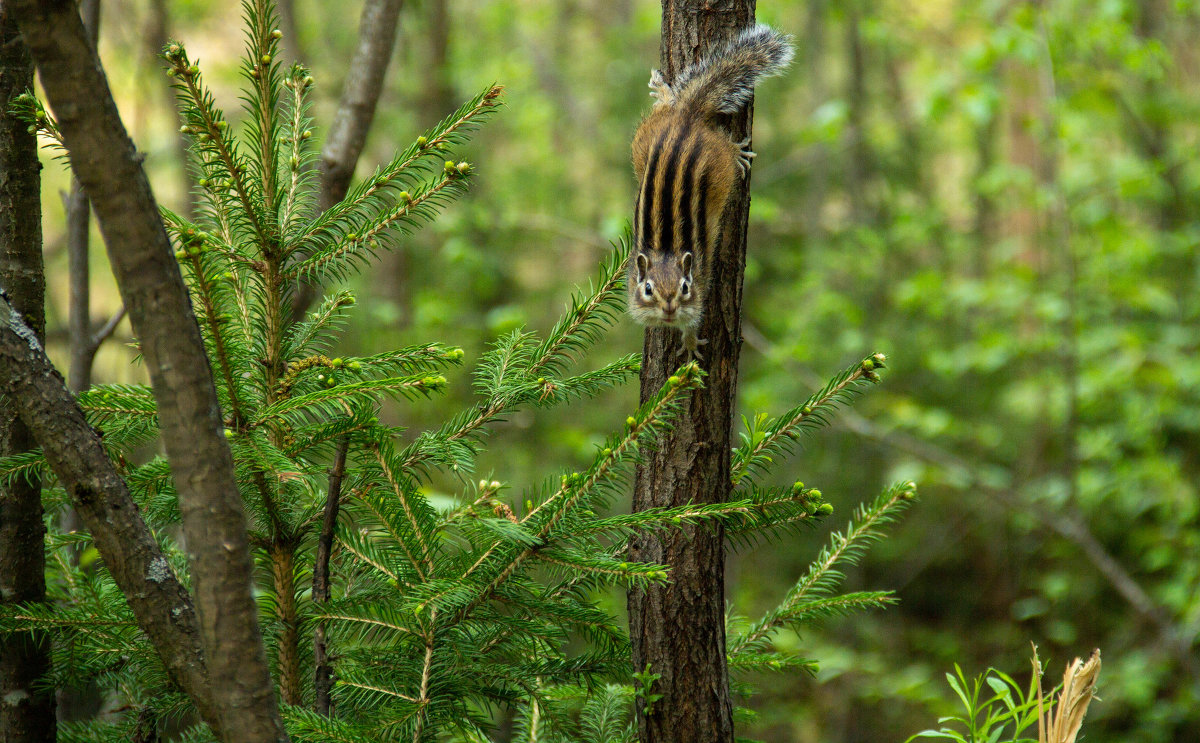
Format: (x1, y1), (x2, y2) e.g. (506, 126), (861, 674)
(416, 136), (428, 147)
(301, 130), (312, 139)
(456, 161), (471, 175)
(444, 160), (457, 174)
(818, 503), (834, 515)
(175, 250), (188, 260)
(626, 416), (637, 428)
(224, 429), (234, 438)
(271, 29), (283, 39)
(260, 54), (272, 65)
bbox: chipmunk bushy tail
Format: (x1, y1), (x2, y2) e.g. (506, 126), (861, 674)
(662, 24), (794, 118)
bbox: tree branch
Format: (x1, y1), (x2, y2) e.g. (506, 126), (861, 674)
(313, 435), (350, 716)
(741, 322), (1200, 681)
(7, 1), (286, 739)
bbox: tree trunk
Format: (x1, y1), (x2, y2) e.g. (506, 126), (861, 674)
(0, 5), (54, 740)
(6, 1), (287, 740)
(627, 2), (754, 742)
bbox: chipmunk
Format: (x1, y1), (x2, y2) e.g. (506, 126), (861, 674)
(628, 24), (793, 359)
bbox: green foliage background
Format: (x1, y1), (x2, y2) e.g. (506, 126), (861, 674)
(32, 0), (1200, 740)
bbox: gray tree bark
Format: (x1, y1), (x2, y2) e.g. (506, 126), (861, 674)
(5, 1), (287, 740)
(627, 2), (755, 742)
(0, 4), (54, 740)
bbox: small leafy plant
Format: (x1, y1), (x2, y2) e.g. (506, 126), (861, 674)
(907, 646), (1102, 743)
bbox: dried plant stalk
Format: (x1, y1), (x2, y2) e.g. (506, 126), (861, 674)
(1035, 644), (1102, 743)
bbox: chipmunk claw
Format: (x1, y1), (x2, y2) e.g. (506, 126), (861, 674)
(735, 136), (756, 178)
(677, 333), (708, 363)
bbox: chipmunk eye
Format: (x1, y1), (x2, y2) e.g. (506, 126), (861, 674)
(643, 282), (653, 298)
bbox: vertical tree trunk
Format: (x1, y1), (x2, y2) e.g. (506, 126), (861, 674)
(627, 2), (754, 742)
(8, 1), (287, 739)
(0, 6), (53, 741)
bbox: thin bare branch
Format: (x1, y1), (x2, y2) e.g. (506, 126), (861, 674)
(314, 436), (350, 716)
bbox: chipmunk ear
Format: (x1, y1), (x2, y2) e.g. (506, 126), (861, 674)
(636, 253), (651, 282)
(680, 252), (693, 278)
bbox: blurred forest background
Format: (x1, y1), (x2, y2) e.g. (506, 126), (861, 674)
(32, 0), (1200, 740)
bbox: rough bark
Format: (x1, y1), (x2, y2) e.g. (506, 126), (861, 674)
(0, 5), (54, 740)
(7, 1), (287, 740)
(0, 297), (219, 731)
(626, 2), (754, 742)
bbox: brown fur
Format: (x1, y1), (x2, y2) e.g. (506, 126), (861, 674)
(626, 25), (793, 359)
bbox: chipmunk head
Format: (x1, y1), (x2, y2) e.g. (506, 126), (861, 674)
(628, 251), (700, 329)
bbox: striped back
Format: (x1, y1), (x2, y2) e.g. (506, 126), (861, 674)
(632, 110), (736, 263)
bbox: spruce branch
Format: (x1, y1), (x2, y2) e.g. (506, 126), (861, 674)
(173, 231), (254, 427)
(731, 352), (887, 486)
(256, 375), (446, 426)
(294, 84), (503, 251)
(399, 241), (632, 478)
(240, 0), (285, 239)
(530, 236), (632, 377)
(9, 91), (66, 153)
(727, 480), (916, 658)
(371, 440), (438, 578)
(76, 383), (159, 423)
(280, 63), (317, 238)
(288, 166), (471, 282)
(437, 364), (703, 620)
(162, 40), (269, 246)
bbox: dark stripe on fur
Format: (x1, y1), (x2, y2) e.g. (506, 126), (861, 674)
(640, 137), (663, 251)
(657, 128), (687, 254)
(695, 169), (709, 259)
(677, 130), (701, 257)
